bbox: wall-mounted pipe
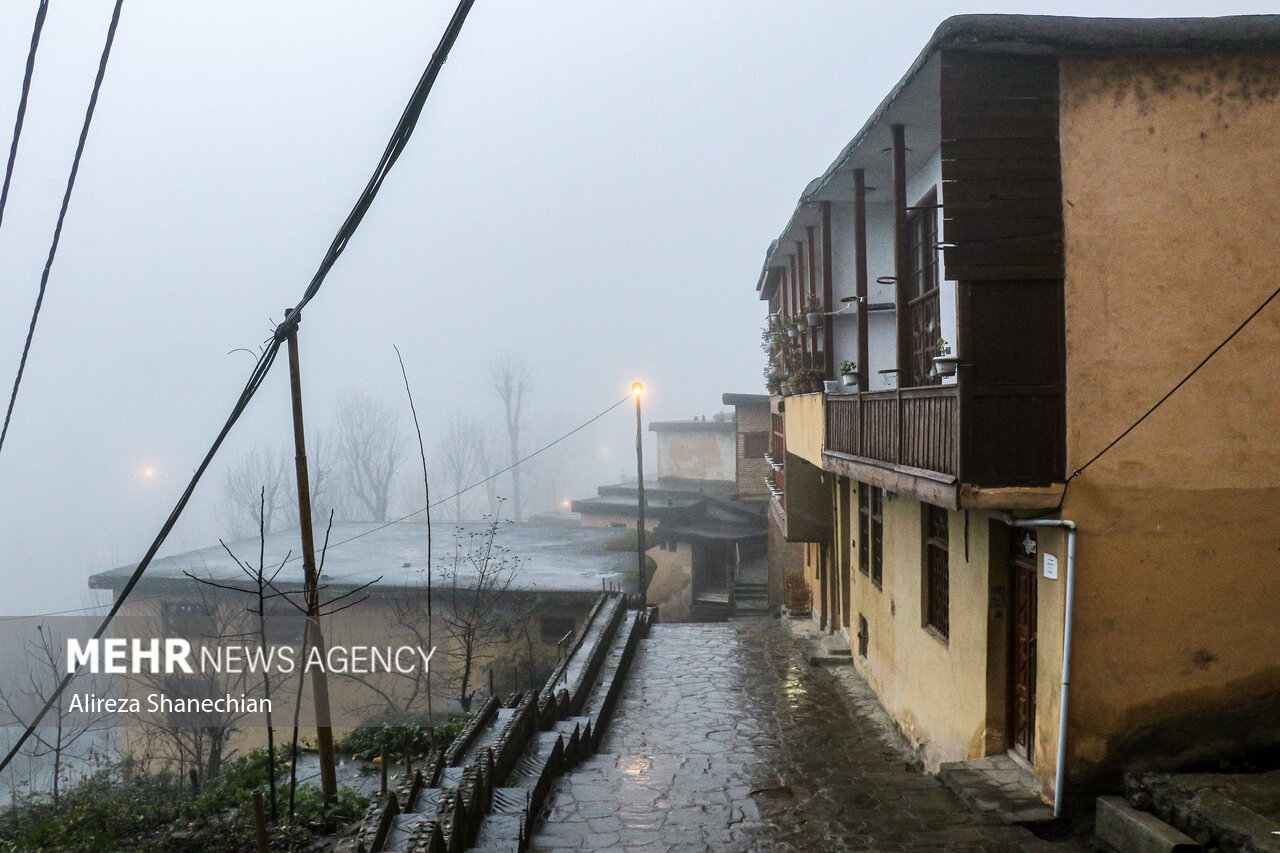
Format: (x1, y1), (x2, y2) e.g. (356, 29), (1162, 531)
(1004, 516), (1077, 818)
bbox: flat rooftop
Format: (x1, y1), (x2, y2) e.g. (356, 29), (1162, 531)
(89, 519), (630, 594)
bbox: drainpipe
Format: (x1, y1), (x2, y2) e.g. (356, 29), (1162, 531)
(1005, 516), (1077, 818)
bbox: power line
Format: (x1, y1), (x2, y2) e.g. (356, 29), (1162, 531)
(0, 0), (48, 235)
(0, 392), (628, 621)
(314, 393), (631, 556)
(0, 603), (109, 622)
(0, 0), (122, 461)
(1068, 279), (1280, 483)
(0, 0), (478, 778)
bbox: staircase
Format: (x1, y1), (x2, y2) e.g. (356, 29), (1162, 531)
(355, 592), (653, 853)
(732, 580), (770, 618)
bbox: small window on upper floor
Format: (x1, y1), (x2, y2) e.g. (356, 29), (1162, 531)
(743, 431), (769, 459)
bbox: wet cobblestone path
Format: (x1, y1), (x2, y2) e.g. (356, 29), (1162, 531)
(528, 621), (1076, 852)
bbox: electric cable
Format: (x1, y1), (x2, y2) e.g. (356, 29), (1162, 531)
(0, 0), (122, 461)
(0, 0), (48, 235)
(311, 393), (632, 556)
(1027, 277), (1280, 520)
(0, 0), (477, 778)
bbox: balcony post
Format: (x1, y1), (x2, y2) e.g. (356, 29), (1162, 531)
(891, 124), (911, 383)
(854, 169), (870, 392)
(821, 202), (835, 379)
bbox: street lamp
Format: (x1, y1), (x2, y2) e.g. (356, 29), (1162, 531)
(631, 382), (646, 608)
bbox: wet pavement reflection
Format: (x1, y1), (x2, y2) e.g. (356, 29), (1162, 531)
(527, 620), (1075, 852)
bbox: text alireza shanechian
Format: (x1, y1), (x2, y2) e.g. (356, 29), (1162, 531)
(62, 638), (437, 715)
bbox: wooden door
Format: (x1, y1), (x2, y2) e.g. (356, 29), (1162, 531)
(1008, 532), (1038, 762)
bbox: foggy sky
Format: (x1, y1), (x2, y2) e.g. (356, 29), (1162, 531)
(0, 1), (1274, 616)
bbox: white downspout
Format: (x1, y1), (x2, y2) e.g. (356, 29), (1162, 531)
(1007, 517), (1077, 818)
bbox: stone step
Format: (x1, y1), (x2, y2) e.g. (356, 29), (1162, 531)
(473, 813), (525, 849)
(938, 756), (1055, 826)
(1095, 796), (1200, 853)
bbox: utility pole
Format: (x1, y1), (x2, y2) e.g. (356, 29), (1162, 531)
(631, 382), (646, 607)
(284, 308), (338, 801)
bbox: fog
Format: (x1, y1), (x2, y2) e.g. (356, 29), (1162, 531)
(0, 0), (1272, 617)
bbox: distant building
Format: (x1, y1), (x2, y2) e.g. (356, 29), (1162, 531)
(87, 519), (628, 765)
(570, 397), (769, 620)
(750, 14), (1280, 811)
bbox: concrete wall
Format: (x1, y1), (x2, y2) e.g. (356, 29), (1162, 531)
(1056, 51), (1280, 795)
(656, 427), (735, 481)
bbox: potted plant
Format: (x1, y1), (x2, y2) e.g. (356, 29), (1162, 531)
(933, 337), (959, 377)
(765, 372), (783, 396)
(840, 360), (858, 387)
(805, 295), (824, 327)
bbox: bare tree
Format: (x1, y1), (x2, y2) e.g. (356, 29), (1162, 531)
(334, 391), (403, 521)
(123, 584), (259, 784)
(491, 353), (531, 522)
(441, 508), (525, 711)
(0, 625), (112, 809)
(218, 445), (291, 537)
(436, 414), (486, 522)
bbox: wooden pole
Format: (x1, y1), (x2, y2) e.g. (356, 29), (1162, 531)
(634, 388), (647, 607)
(284, 309), (338, 802)
(380, 744), (388, 794)
(854, 169), (870, 392)
(252, 791), (269, 853)
(891, 124), (912, 384)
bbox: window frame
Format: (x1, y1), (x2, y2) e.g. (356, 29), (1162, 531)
(923, 504), (950, 641)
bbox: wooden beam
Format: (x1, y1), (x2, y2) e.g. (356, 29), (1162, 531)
(891, 124), (911, 383)
(821, 202), (834, 380)
(854, 169), (869, 392)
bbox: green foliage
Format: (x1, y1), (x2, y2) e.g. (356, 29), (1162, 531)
(335, 717), (466, 763)
(0, 748), (370, 852)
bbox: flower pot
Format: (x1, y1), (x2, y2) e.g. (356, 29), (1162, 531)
(932, 355), (959, 377)
(806, 311), (822, 326)
(823, 380), (841, 394)
(841, 372), (857, 387)
(780, 381), (792, 396)
(787, 328), (798, 341)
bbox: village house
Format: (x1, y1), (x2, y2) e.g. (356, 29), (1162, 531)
(87, 518), (627, 767)
(571, 398), (769, 620)
(755, 14), (1280, 812)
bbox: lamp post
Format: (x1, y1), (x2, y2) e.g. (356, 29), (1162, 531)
(631, 381), (646, 608)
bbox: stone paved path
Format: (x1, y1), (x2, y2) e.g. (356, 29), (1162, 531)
(527, 620), (1076, 852)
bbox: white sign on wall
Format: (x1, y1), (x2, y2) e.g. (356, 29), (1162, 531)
(1043, 553), (1059, 580)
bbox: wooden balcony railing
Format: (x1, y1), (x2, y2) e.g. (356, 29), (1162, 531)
(770, 412), (786, 502)
(825, 387), (958, 477)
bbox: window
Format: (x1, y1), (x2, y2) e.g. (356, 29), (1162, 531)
(923, 505), (950, 640)
(163, 600), (214, 640)
(907, 189), (941, 387)
(857, 485), (883, 587)
(743, 431), (769, 459)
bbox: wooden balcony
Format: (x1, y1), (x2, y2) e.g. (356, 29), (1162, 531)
(824, 374), (1065, 510)
(826, 387), (958, 477)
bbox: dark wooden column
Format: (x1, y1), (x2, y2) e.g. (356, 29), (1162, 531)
(806, 226), (818, 370)
(821, 202), (834, 379)
(796, 240), (807, 366)
(854, 169), (869, 392)
(891, 123), (911, 383)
